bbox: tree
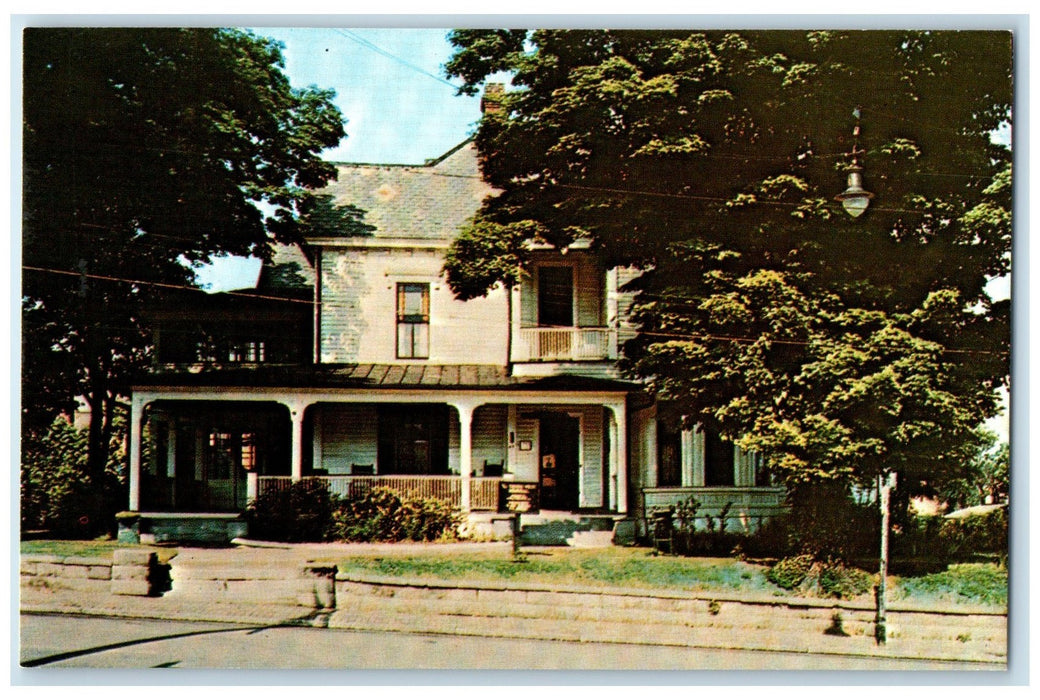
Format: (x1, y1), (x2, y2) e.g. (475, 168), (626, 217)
(938, 429), (1009, 510)
(444, 30), (1011, 502)
(22, 28), (345, 493)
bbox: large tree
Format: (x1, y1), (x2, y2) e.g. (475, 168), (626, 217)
(444, 30), (1011, 498)
(22, 28), (345, 481)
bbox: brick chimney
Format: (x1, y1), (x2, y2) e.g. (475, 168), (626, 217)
(480, 83), (506, 116)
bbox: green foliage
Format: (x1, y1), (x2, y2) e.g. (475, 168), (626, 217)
(766, 553), (815, 590)
(938, 428), (1009, 510)
(939, 508), (1008, 561)
(784, 482), (879, 561)
(896, 563), (1007, 607)
(22, 28), (344, 473)
(330, 487), (461, 543)
(21, 418), (125, 537)
(245, 480), (338, 543)
(445, 29), (1010, 501)
(816, 562), (874, 599)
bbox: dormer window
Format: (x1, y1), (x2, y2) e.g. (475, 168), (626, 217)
(396, 282), (430, 359)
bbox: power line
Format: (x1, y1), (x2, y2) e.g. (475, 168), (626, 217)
(22, 265), (314, 306)
(331, 29), (461, 91)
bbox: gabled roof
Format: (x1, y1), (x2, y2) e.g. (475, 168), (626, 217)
(315, 140), (495, 242)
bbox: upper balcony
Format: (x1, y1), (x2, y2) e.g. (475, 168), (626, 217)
(509, 250), (621, 374)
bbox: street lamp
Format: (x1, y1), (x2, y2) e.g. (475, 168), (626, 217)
(835, 163), (873, 217)
(835, 108), (874, 218)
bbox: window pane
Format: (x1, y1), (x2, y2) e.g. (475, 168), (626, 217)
(538, 267), (573, 326)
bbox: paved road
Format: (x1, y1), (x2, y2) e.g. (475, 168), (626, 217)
(18, 613), (1003, 672)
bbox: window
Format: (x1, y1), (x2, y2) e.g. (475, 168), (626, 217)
(396, 283), (430, 359)
(228, 340), (266, 363)
(538, 266), (573, 327)
(703, 431), (736, 486)
(656, 420), (682, 487)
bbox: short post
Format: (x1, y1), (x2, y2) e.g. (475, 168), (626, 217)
(875, 471), (896, 645)
(512, 512), (522, 560)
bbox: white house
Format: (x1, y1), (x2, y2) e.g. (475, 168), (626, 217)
(126, 131), (785, 542)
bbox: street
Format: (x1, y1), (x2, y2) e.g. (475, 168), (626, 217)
(19, 613), (1003, 673)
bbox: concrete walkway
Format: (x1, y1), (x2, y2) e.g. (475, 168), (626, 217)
(20, 541), (1008, 669)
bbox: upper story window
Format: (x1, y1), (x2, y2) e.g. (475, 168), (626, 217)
(538, 266), (573, 326)
(396, 282), (430, 359)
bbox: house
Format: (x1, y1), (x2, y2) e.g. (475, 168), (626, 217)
(126, 113), (785, 543)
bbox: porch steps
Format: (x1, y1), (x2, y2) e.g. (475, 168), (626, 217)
(517, 514), (617, 546)
(565, 530), (615, 548)
(328, 579), (1007, 664)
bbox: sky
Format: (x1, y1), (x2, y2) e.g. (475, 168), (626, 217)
(195, 27), (486, 291)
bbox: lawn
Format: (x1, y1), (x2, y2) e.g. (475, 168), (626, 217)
(20, 540), (1006, 608)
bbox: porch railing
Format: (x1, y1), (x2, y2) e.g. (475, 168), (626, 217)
(641, 486), (788, 532)
(257, 475), (501, 511)
(514, 327), (615, 362)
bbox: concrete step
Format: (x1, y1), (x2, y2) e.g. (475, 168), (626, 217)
(565, 530), (615, 547)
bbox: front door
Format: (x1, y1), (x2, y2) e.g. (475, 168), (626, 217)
(539, 413), (580, 510)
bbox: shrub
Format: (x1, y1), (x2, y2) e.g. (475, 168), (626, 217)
(667, 498), (746, 557)
(246, 479), (337, 542)
(767, 553), (815, 590)
(939, 508), (1008, 561)
(21, 418), (125, 538)
(816, 561), (874, 599)
(783, 482), (879, 562)
(330, 486), (461, 543)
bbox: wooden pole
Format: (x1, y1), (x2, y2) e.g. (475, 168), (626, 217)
(875, 471), (895, 644)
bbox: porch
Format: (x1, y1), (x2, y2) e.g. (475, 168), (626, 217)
(127, 372), (635, 519)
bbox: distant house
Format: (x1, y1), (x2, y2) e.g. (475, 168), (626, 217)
(127, 115), (785, 542)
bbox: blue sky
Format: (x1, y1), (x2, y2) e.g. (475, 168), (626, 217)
(196, 27), (483, 290)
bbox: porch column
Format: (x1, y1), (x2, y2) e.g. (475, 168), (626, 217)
(127, 395), (146, 511)
(608, 402), (628, 514)
(452, 401), (476, 512)
(605, 268), (619, 359)
(283, 400), (310, 483)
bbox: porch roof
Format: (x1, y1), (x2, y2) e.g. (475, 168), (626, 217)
(134, 364), (642, 393)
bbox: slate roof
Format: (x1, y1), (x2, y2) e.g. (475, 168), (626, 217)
(317, 140), (495, 242)
(135, 364), (639, 393)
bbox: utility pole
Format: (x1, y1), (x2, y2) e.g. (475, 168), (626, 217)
(875, 471), (896, 644)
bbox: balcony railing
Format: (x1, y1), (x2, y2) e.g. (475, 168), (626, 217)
(257, 475), (501, 511)
(514, 327), (615, 362)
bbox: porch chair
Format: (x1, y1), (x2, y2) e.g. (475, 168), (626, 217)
(351, 463), (375, 475)
(482, 461), (504, 477)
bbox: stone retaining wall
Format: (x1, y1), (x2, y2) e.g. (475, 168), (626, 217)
(21, 550), (161, 597)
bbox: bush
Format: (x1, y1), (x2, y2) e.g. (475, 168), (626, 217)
(939, 508), (1008, 561)
(246, 479), (338, 542)
(329, 486), (461, 543)
(665, 498), (746, 557)
(21, 418), (124, 538)
(784, 483), (878, 561)
(816, 561), (874, 599)
(767, 553), (815, 590)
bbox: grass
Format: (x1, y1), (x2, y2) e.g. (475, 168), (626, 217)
(20, 538), (178, 563)
(893, 563), (1008, 607)
(335, 547), (778, 595)
(20, 539), (1007, 608)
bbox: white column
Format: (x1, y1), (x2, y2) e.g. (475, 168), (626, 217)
(284, 400), (309, 482)
(605, 268), (619, 359)
(128, 396), (146, 511)
(680, 428), (695, 487)
(606, 410), (618, 510)
(165, 423), (177, 478)
(454, 403), (475, 512)
(246, 471), (259, 503)
(692, 426), (706, 487)
(609, 402), (628, 514)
